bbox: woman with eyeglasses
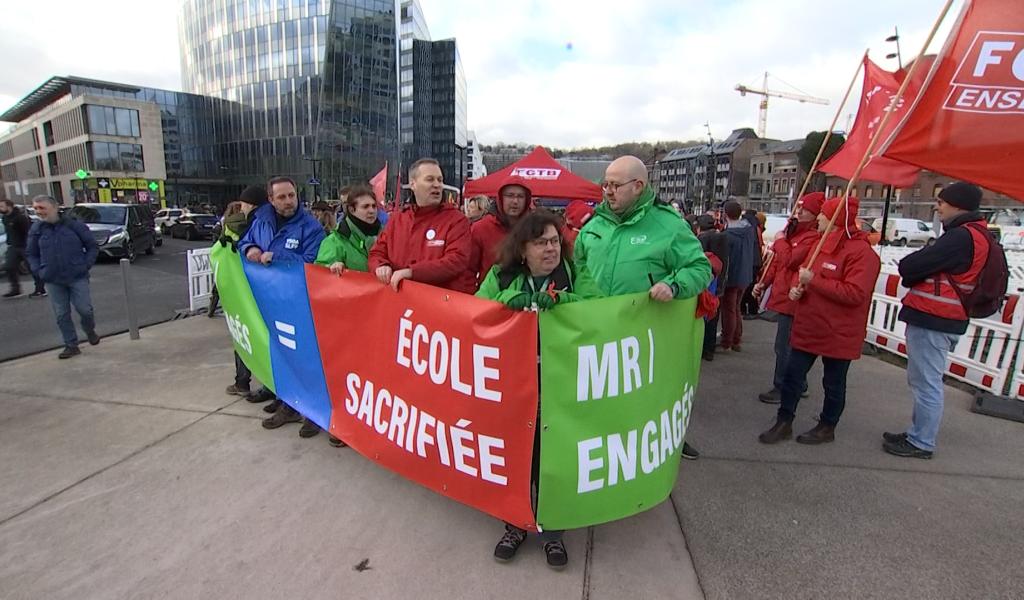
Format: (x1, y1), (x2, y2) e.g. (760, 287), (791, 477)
(475, 209), (601, 569)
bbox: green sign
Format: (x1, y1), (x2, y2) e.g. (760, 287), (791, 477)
(210, 243), (275, 393)
(148, 181), (159, 192)
(75, 169), (90, 179)
(536, 293), (703, 530)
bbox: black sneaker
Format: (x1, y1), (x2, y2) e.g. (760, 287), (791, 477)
(86, 331), (100, 346)
(29, 290), (47, 298)
(493, 525), (527, 562)
(58, 346), (81, 359)
(328, 435), (347, 448)
(882, 431), (907, 443)
(246, 388), (275, 403)
(263, 398), (282, 413)
(543, 539), (568, 570)
(299, 418), (321, 438)
(882, 437), (933, 459)
(3, 290), (22, 298)
(701, 351), (714, 362)
(758, 388), (781, 404)
(262, 404), (301, 429)
(681, 442), (700, 460)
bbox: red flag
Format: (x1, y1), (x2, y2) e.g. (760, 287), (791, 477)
(819, 58), (924, 187)
(369, 162), (388, 208)
(882, 0), (1024, 201)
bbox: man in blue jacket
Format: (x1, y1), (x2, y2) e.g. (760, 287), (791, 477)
(238, 176), (326, 434)
(720, 200), (759, 352)
(26, 195), (100, 359)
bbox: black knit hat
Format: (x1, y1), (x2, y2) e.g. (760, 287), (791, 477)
(239, 185), (268, 207)
(938, 182), (982, 211)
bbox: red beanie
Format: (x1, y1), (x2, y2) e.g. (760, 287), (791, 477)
(564, 200), (595, 229)
(798, 192), (825, 216)
(821, 196), (860, 232)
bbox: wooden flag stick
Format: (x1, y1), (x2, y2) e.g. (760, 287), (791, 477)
(802, 0), (956, 273)
(756, 49), (868, 288)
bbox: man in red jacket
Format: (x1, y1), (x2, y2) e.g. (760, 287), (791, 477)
(369, 158), (475, 294)
(468, 176), (533, 285)
(753, 192), (824, 404)
(758, 196), (881, 445)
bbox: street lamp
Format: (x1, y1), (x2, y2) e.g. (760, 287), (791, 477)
(886, 27), (902, 69)
(303, 156), (323, 203)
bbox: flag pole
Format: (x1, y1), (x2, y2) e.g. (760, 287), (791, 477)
(756, 50), (867, 288)
(802, 0), (956, 274)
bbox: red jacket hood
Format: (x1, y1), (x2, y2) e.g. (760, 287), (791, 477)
(494, 176), (534, 220)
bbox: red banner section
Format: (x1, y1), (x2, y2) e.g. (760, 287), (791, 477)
(820, 57), (924, 187)
(883, 0), (1024, 200)
(306, 267), (539, 529)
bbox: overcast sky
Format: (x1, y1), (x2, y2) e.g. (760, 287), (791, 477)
(0, 0), (963, 148)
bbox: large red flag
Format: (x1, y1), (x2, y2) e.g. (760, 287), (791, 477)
(819, 58), (924, 187)
(369, 162), (388, 208)
(882, 0), (1024, 201)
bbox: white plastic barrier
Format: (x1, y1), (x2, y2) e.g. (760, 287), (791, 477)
(187, 247), (214, 313)
(877, 244), (1024, 292)
(866, 270), (1024, 398)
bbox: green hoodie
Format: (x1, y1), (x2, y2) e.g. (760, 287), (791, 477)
(476, 260), (603, 305)
(315, 216), (378, 272)
(573, 187), (711, 298)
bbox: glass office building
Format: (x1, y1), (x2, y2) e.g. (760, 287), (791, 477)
(179, 0), (399, 201)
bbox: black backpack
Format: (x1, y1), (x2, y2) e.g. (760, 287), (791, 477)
(946, 222), (1008, 319)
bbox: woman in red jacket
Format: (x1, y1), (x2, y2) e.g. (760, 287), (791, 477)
(368, 158), (476, 294)
(758, 196), (881, 445)
(753, 192), (824, 404)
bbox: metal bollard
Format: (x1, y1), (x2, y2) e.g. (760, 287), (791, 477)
(120, 258), (140, 340)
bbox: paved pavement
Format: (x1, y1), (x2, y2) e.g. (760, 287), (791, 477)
(0, 236), (210, 361)
(0, 315), (1021, 599)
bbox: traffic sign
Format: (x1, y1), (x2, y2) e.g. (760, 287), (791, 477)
(148, 181), (159, 192)
(97, 177), (111, 189)
(308, 177), (320, 186)
(75, 169), (90, 179)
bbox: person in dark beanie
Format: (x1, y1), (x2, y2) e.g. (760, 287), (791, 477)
(695, 214), (729, 361)
(883, 182), (995, 459)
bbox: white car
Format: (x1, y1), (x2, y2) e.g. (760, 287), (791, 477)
(154, 208), (188, 234)
(872, 217), (936, 246)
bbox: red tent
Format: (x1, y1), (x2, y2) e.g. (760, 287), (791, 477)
(464, 146), (603, 201)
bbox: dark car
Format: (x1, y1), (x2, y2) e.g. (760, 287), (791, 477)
(170, 214), (219, 240)
(68, 203), (157, 262)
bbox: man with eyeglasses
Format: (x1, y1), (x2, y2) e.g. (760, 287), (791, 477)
(883, 182), (998, 459)
(468, 176), (534, 287)
(574, 155), (711, 460)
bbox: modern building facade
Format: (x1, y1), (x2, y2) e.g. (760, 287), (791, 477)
(466, 130), (486, 180)
(404, 38), (467, 186)
(399, 0), (430, 155)
(178, 0), (399, 200)
(747, 138), (804, 213)
(654, 128), (766, 211)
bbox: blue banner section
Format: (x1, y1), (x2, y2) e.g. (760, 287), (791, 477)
(243, 260), (332, 430)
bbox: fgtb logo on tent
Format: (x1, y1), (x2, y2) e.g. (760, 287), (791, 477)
(511, 167), (561, 180)
(945, 31), (1024, 114)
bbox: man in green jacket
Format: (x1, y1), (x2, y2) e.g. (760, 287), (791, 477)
(574, 155), (711, 459)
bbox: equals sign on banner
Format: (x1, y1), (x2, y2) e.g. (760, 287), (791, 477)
(275, 321), (297, 350)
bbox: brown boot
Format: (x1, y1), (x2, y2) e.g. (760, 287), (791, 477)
(796, 422), (835, 445)
(758, 419), (793, 444)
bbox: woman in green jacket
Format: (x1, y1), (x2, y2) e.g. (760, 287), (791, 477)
(315, 184), (382, 275)
(476, 209), (601, 570)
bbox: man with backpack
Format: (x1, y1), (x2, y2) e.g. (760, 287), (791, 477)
(883, 182), (1007, 459)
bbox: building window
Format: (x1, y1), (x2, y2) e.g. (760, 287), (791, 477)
(864, 186), (874, 198)
(88, 141), (145, 172)
(86, 105), (141, 137)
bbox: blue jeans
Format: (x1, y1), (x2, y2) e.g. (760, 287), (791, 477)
(772, 314), (806, 393)
(45, 278), (96, 348)
(905, 324), (960, 452)
(778, 349), (851, 426)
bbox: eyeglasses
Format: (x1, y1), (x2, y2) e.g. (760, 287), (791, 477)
(601, 179), (638, 192)
(529, 236), (561, 248)
(502, 192), (527, 200)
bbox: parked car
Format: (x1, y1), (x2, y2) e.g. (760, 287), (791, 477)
(856, 218), (882, 246)
(154, 208), (188, 234)
(170, 214), (219, 240)
(871, 217), (936, 246)
(68, 203), (157, 262)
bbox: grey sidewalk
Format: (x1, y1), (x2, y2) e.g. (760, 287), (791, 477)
(0, 316), (1021, 599)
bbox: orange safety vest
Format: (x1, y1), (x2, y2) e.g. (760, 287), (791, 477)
(902, 223), (988, 321)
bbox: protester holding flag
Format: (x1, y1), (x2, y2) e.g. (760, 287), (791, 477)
(468, 176), (534, 287)
(883, 183), (998, 459)
(575, 155), (711, 460)
(368, 158), (475, 294)
(239, 176), (327, 435)
(759, 196), (880, 445)
(753, 192), (824, 404)
(476, 209), (601, 569)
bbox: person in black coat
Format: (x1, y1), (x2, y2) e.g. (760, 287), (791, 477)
(1, 199), (46, 297)
(695, 214), (730, 361)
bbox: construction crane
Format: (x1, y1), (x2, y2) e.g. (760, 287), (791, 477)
(735, 72), (830, 138)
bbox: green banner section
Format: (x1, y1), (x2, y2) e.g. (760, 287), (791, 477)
(210, 243), (275, 393)
(536, 293), (703, 530)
